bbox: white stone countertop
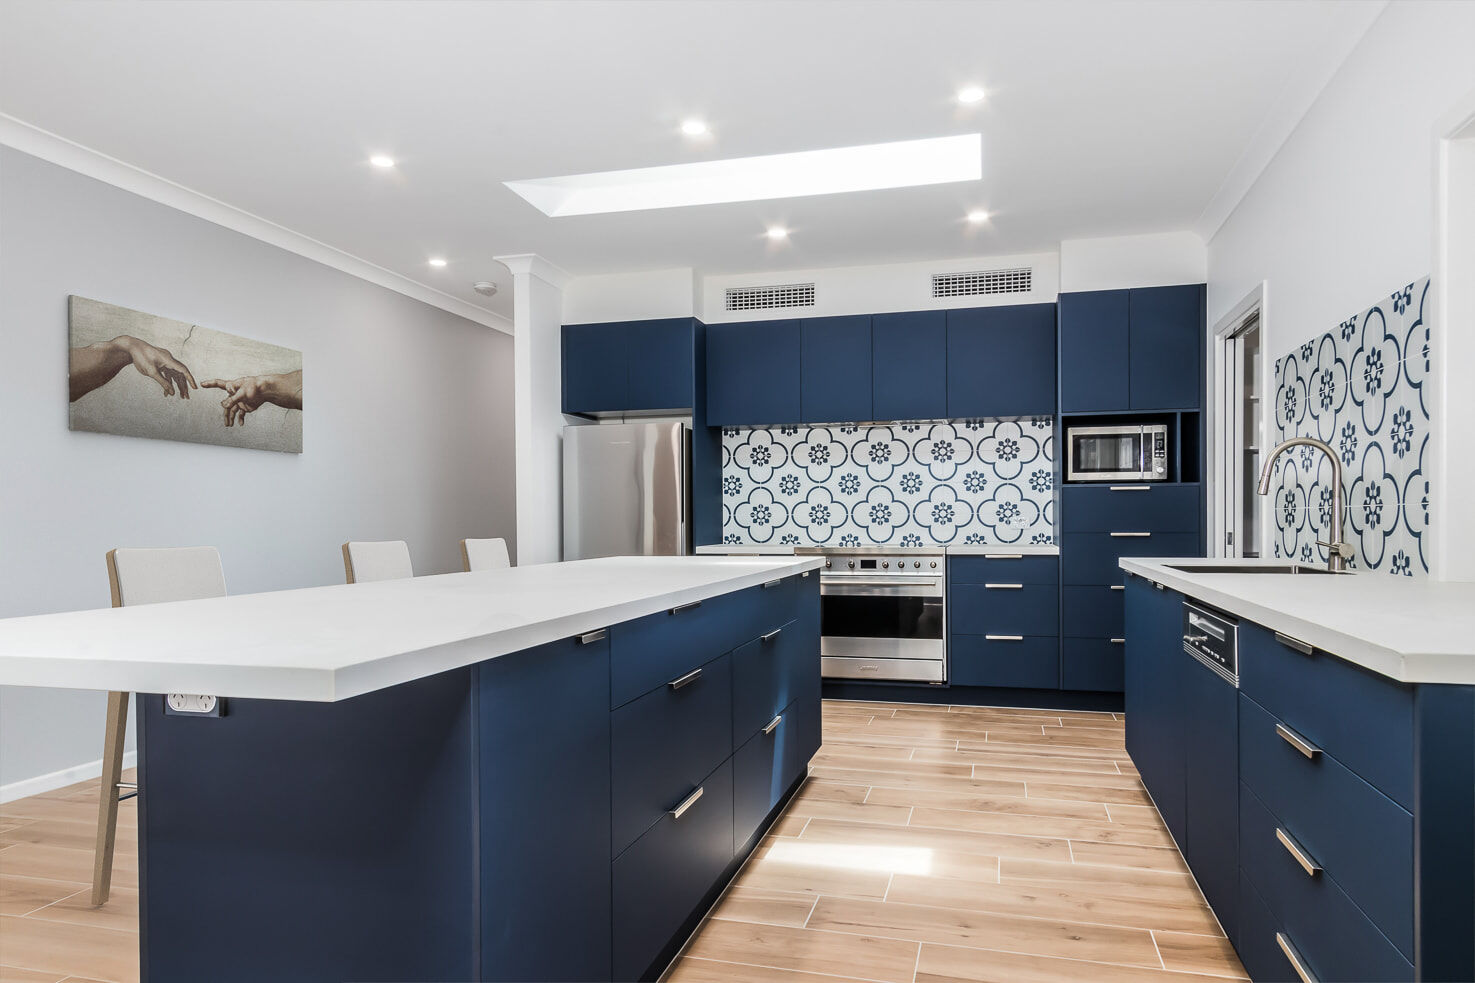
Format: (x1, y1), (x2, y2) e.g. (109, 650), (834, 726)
(0, 556), (824, 702)
(1121, 557), (1475, 685)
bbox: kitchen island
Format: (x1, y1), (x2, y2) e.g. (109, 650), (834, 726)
(0, 555), (824, 983)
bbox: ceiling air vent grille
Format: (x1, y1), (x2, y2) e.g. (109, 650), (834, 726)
(932, 267), (1033, 298)
(725, 282), (816, 311)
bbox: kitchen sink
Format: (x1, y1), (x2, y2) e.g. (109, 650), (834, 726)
(1165, 563), (1348, 575)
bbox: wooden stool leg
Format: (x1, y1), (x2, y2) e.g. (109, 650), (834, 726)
(91, 690), (129, 906)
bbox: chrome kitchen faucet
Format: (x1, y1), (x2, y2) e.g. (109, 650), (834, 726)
(1257, 437), (1354, 572)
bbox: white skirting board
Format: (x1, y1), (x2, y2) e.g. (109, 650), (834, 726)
(0, 749), (136, 804)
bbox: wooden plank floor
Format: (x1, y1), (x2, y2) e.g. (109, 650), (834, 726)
(665, 700), (1247, 983)
(0, 767), (139, 983)
(0, 701), (1246, 983)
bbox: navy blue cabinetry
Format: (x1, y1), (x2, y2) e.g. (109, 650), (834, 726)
(1058, 290), (1129, 413)
(1182, 654), (1239, 943)
(1123, 577), (1185, 845)
(872, 311), (946, 421)
(562, 321), (632, 414)
(801, 315), (872, 423)
(947, 555), (1060, 690)
(946, 304), (1056, 418)
(627, 319), (696, 411)
(707, 319), (802, 425)
(1128, 285), (1204, 410)
(562, 318), (695, 415)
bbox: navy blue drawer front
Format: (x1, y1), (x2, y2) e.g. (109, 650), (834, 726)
(1239, 783), (1414, 983)
(1238, 694), (1413, 957)
(1061, 637), (1124, 692)
(742, 576), (803, 648)
(1061, 484), (1200, 533)
(611, 586), (770, 709)
(612, 758), (735, 982)
(733, 694), (818, 850)
(732, 619), (807, 745)
(1237, 621), (1414, 809)
(1061, 532), (1200, 585)
(948, 554), (1058, 585)
(950, 635), (1060, 689)
(1236, 869), (1290, 983)
(1062, 585), (1124, 638)
(950, 583), (1059, 636)
(611, 653), (733, 856)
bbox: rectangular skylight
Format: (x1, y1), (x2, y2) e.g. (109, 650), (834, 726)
(504, 133), (982, 217)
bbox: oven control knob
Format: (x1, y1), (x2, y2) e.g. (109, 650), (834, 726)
(882, 561), (889, 569)
(914, 560), (921, 568)
(848, 560), (855, 568)
(825, 560), (831, 568)
(930, 561), (937, 568)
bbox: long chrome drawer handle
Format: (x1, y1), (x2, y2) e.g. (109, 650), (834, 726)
(1276, 932), (1318, 983)
(763, 579), (782, 588)
(761, 628), (783, 643)
(763, 714), (783, 735)
(1274, 631), (1315, 655)
(1276, 827), (1323, 877)
(1109, 485), (1151, 492)
(1110, 638), (1125, 644)
(1109, 584), (1125, 591)
(984, 583), (1024, 589)
(984, 554), (1024, 560)
(1109, 531), (1152, 538)
(985, 634), (1024, 641)
(669, 786), (704, 820)
(668, 667), (703, 690)
(669, 600), (703, 615)
(1276, 722), (1322, 760)
(578, 629), (607, 645)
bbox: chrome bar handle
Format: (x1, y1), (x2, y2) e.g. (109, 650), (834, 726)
(762, 714), (783, 735)
(984, 583), (1024, 590)
(578, 629), (607, 645)
(984, 554), (1023, 560)
(1276, 932), (1318, 983)
(669, 786), (704, 820)
(1276, 827), (1323, 877)
(1274, 631), (1315, 656)
(1110, 638), (1125, 644)
(1109, 584), (1125, 591)
(1109, 531), (1152, 538)
(1109, 485), (1151, 492)
(1276, 723), (1322, 759)
(669, 600), (703, 615)
(761, 628), (783, 643)
(985, 635), (1024, 641)
(763, 579), (782, 588)
(668, 667), (703, 690)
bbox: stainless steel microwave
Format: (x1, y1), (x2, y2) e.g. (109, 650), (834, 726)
(1065, 423), (1169, 482)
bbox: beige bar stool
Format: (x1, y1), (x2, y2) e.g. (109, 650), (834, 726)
(95, 546), (226, 905)
(460, 537), (511, 571)
(341, 540), (413, 583)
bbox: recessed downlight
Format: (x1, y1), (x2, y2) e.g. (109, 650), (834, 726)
(967, 209), (990, 224)
(370, 154), (396, 168)
(680, 119), (709, 137)
(956, 86), (987, 105)
(428, 257), (448, 268)
(765, 227), (789, 241)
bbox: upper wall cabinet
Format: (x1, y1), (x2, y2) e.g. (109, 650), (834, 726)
(947, 303), (1057, 418)
(1058, 285), (1205, 413)
(800, 315), (872, 424)
(872, 311), (947, 422)
(562, 318), (694, 415)
(706, 320), (802, 426)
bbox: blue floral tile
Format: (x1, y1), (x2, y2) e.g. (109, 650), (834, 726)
(1272, 277), (1430, 575)
(721, 417), (1056, 547)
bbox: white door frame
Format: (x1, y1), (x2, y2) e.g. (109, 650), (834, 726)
(1209, 283), (1271, 559)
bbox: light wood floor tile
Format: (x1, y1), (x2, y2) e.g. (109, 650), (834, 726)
(910, 747), (1125, 776)
(806, 896), (1163, 969)
(0, 966), (66, 983)
(0, 916), (137, 983)
(667, 955), (876, 983)
(734, 840), (894, 900)
(0, 875), (87, 918)
(0, 821), (135, 857)
(999, 856), (1196, 890)
(768, 813), (812, 837)
(866, 785), (1108, 822)
(1154, 931), (1249, 978)
(813, 750), (974, 778)
(915, 942), (1235, 983)
(798, 816), (1072, 863)
(1068, 841), (1190, 873)
(808, 765), (1027, 798)
(1, 799), (135, 830)
(945, 705), (1118, 722)
(682, 918), (920, 983)
(0, 845), (136, 891)
(909, 806), (1175, 849)
(27, 887), (138, 935)
(1103, 803), (1164, 827)
(1021, 781), (1154, 807)
(710, 887), (818, 928)
(955, 739), (1130, 761)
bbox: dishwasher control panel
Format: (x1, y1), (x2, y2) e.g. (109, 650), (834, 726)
(1182, 602), (1238, 685)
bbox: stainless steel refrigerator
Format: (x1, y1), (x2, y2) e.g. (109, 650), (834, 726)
(562, 422), (690, 560)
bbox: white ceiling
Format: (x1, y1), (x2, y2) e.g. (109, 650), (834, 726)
(0, 0), (1383, 324)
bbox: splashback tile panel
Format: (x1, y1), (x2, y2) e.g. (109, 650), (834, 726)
(1271, 277), (1430, 576)
(720, 418), (1056, 547)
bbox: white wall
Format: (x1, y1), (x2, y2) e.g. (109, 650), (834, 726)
(1059, 231), (1207, 292)
(563, 268), (697, 324)
(0, 147), (516, 795)
(1206, 1), (1475, 579)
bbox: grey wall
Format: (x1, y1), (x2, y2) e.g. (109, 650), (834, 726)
(0, 147), (516, 792)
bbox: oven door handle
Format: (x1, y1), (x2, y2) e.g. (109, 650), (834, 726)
(822, 579), (943, 598)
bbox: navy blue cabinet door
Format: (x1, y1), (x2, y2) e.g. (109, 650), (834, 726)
(707, 320), (802, 425)
(1058, 290), (1129, 412)
(562, 323), (629, 414)
(946, 304), (1057, 418)
(1182, 655), (1239, 943)
(801, 315), (872, 423)
(1124, 577), (1186, 847)
(627, 319), (694, 411)
(1129, 285), (1204, 410)
(872, 311), (946, 421)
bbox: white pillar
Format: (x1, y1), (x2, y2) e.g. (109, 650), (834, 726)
(495, 254), (572, 566)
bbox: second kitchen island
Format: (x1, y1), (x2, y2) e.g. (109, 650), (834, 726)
(0, 555), (823, 983)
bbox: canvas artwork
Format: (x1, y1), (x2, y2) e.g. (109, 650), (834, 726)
(68, 296), (303, 453)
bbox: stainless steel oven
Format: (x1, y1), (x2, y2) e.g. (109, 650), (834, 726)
(800, 548), (946, 683)
(1065, 423), (1169, 482)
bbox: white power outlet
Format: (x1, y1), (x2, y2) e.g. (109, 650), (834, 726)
(165, 693), (222, 716)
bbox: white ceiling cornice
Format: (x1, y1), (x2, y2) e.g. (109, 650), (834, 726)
(1193, 0), (1389, 242)
(0, 113), (514, 335)
(494, 254), (574, 291)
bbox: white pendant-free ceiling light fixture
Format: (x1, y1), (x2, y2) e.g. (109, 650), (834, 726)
(765, 227), (789, 240)
(967, 209), (990, 223)
(504, 133), (982, 217)
(680, 119), (709, 136)
(956, 86), (986, 105)
(369, 154), (396, 168)
(428, 257), (448, 268)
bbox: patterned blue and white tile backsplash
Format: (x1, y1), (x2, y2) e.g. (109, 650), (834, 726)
(721, 419), (1056, 547)
(1271, 277), (1430, 575)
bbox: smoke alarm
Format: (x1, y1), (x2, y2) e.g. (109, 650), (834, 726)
(472, 280), (499, 297)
